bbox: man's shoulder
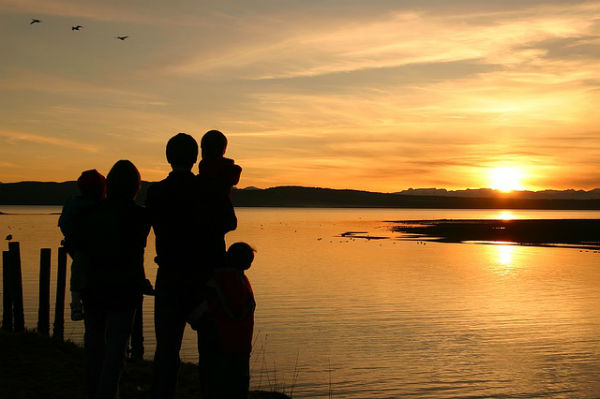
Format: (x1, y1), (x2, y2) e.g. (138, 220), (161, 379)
(147, 176), (180, 197)
(146, 172), (204, 206)
(148, 177), (169, 192)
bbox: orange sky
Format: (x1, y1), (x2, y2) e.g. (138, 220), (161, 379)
(1, 1), (599, 191)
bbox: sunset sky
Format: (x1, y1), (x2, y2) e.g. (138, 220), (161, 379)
(1, 1), (599, 191)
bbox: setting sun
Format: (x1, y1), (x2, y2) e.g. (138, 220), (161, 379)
(489, 167), (525, 192)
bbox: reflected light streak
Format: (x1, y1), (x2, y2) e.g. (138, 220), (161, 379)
(496, 211), (516, 220)
(497, 244), (514, 266)
(485, 242), (519, 275)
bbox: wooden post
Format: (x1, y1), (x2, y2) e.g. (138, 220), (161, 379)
(129, 299), (144, 361)
(2, 250), (13, 331)
(53, 246), (67, 340)
(8, 242), (25, 332)
(38, 248), (51, 335)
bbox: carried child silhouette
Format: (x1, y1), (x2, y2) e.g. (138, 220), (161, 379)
(58, 169), (106, 321)
(198, 129), (242, 198)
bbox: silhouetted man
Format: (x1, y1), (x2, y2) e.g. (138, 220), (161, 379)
(147, 133), (236, 398)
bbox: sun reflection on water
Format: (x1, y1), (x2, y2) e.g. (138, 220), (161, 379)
(497, 244), (514, 266)
(489, 242), (518, 274)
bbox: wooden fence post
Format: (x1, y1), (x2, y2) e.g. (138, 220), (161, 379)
(8, 242), (24, 332)
(2, 250), (13, 331)
(38, 248), (51, 335)
(53, 246), (67, 340)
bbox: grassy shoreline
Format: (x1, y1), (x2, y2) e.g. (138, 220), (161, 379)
(0, 330), (290, 399)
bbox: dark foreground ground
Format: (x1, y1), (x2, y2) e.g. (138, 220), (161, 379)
(0, 330), (290, 399)
(391, 219), (600, 249)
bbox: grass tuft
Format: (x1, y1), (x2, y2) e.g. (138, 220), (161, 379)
(0, 329), (290, 398)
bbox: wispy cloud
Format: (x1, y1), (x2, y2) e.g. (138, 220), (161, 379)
(0, 69), (158, 100)
(0, 130), (100, 152)
(0, 160), (16, 168)
(164, 2), (600, 80)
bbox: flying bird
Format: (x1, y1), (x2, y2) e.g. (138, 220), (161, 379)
(30, 18), (41, 24)
(72, 25), (83, 30)
(115, 35), (128, 40)
(5, 234), (12, 241)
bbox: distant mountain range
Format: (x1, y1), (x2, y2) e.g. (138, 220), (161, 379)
(396, 187), (600, 200)
(1, 181), (600, 210)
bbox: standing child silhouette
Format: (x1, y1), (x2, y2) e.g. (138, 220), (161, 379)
(193, 242), (256, 399)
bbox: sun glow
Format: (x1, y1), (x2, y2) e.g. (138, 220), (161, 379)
(489, 167), (525, 192)
(496, 211), (516, 220)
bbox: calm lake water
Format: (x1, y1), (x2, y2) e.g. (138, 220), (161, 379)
(1, 206), (600, 398)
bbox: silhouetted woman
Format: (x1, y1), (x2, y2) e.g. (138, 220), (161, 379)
(76, 160), (150, 399)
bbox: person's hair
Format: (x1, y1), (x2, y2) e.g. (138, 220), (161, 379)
(166, 133), (198, 169)
(226, 242), (256, 270)
(106, 160), (141, 201)
(201, 130), (228, 159)
(77, 169), (106, 200)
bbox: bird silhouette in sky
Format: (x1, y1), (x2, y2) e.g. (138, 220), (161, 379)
(5, 234), (12, 241)
(27, 17), (135, 43)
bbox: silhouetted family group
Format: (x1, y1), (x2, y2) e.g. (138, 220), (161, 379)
(58, 131), (255, 399)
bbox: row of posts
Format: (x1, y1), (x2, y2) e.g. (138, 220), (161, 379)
(2, 242), (68, 339)
(2, 242), (144, 359)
